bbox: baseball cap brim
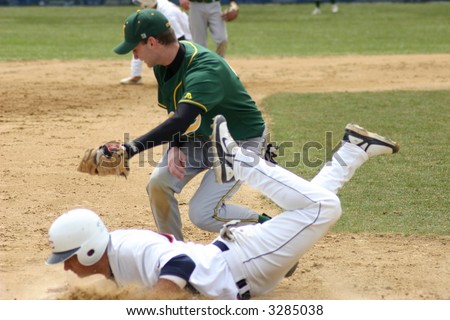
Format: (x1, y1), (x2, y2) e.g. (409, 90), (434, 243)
(46, 247), (80, 265)
(114, 40), (139, 55)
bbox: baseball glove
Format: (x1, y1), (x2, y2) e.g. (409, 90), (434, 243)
(77, 141), (130, 178)
(222, 1), (239, 22)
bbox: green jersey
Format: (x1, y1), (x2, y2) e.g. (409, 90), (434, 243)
(154, 41), (265, 140)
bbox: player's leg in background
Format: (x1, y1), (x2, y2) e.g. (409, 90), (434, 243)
(331, 0), (339, 14)
(312, 0), (321, 15)
(207, 2), (228, 57)
(130, 56), (143, 78)
(120, 56), (143, 84)
(188, 3), (209, 47)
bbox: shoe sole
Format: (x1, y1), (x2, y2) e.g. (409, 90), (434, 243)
(345, 123), (400, 153)
(120, 77), (142, 85)
(120, 81), (142, 85)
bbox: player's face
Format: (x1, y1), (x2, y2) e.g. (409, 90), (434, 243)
(133, 38), (159, 68)
(63, 255), (92, 278)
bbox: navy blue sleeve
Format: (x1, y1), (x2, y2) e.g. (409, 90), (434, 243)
(160, 254), (196, 282)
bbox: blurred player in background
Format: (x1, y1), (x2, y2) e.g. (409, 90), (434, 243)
(120, 0), (192, 85)
(179, 0), (237, 57)
(312, 0), (339, 15)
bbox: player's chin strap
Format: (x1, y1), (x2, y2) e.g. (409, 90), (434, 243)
(214, 220), (251, 300)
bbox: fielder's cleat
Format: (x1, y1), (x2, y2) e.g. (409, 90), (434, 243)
(120, 76), (142, 85)
(343, 123), (400, 157)
(312, 7), (321, 15)
(211, 115), (238, 184)
(331, 4), (339, 13)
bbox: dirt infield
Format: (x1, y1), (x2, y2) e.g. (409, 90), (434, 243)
(1, 54), (449, 300)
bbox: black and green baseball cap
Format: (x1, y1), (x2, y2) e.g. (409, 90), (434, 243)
(114, 9), (171, 55)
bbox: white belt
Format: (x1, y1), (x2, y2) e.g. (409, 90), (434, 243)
(213, 240), (251, 300)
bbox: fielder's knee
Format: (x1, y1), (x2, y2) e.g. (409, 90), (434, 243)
(147, 173), (162, 196)
(147, 167), (178, 196)
(188, 201), (218, 232)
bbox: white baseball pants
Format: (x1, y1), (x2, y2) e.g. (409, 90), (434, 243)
(224, 142), (368, 297)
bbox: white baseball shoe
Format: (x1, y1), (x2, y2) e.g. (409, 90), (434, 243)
(211, 115), (239, 184)
(120, 76), (142, 85)
(331, 4), (339, 13)
(312, 7), (321, 15)
(343, 123), (400, 157)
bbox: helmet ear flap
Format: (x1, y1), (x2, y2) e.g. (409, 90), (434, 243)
(76, 231), (110, 266)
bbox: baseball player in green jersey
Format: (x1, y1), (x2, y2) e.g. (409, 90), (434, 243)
(120, 0), (192, 85)
(111, 9), (267, 241)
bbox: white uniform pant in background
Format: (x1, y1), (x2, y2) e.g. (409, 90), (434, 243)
(129, 56), (143, 78)
(188, 2), (227, 49)
(224, 142), (367, 297)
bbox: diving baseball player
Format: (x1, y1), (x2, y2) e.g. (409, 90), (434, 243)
(50, 115), (399, 299)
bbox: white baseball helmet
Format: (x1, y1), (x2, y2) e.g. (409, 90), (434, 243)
(46, 208), (110, 266)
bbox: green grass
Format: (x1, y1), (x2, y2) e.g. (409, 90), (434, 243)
(0, 3), (449, 60)
(263, 90), (450, 235)
(228, 3), (450, 56)
(0, 7), (131, 60)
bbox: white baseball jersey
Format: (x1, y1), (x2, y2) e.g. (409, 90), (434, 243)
(108, 230), (239, 299)
(157, 0), (192, 41)
(106, 142), (367, 299)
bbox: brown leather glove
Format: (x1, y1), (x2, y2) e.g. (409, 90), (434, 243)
(77, 141), (130, 178)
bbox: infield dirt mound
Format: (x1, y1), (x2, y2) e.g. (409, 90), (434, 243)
(1, 54), (449, 300)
